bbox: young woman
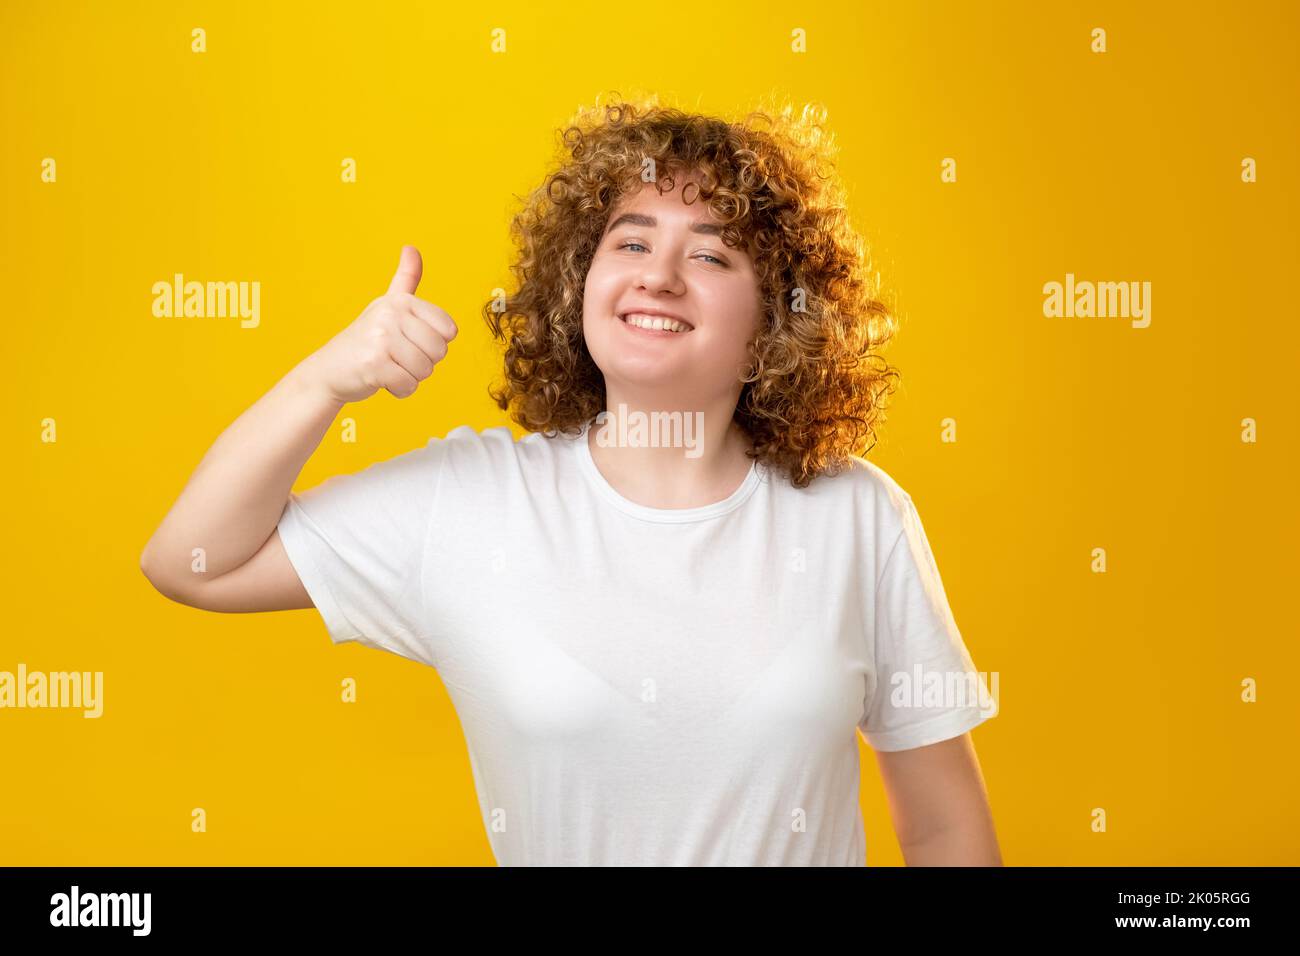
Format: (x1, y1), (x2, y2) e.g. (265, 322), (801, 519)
(141, 99), (1001, 867)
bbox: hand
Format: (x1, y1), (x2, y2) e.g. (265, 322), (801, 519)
(300, 245), (458, 404)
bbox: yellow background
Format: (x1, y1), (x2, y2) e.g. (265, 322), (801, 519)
(2, 0), (1296, 865)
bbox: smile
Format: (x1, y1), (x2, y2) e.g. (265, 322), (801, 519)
(617, 312), (694, 334)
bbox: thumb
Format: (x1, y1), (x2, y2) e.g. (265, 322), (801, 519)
(387, 245), (423, 295)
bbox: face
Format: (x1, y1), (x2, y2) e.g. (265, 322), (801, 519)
(582, 174), (763, 408)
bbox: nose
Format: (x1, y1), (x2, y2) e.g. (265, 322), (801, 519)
(635, 247), (686, 296)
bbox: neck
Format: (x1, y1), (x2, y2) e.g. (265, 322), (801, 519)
(586, 387), (752, 509)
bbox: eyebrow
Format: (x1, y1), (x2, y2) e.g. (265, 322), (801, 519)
(604, 212), (723, 237)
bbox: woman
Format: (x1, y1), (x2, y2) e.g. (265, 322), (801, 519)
(141, 98), (1001, 866)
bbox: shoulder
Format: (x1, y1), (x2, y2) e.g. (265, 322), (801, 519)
(839, 455), (914, 507)
(431, 423), (571, 477)
(773, 454), (918, 551)
(806, 454), (915, 517)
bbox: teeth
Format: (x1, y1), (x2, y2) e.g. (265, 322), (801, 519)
(622, 313), (691, 333)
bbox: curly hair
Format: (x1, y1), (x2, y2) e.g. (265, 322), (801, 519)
(482, 92), (901, 489)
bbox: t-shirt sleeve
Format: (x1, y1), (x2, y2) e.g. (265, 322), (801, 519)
(859, 493), (996, 752)
(275, 436), (448, 668)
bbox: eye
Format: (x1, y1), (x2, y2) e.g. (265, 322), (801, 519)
(615, 240), (727, 267)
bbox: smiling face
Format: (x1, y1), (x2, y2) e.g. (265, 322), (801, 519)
(582, 173), (764, 410)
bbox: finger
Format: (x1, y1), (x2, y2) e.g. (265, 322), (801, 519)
(377, 359), (420, 399)
(387, 245), (423, 295)
(398, 311), (449, 366)
(405, 296), (458, 342)
(386, 327), (436, 382)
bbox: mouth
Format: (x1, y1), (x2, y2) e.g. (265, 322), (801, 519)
(617, 311), (695, 334)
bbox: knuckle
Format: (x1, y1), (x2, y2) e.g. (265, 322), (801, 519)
(370, 299), (400, 320)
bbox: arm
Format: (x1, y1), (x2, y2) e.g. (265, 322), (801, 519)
(138, 361), (344, 610)
(873, 732), (1002, 866)
(140, 245), (457, 611)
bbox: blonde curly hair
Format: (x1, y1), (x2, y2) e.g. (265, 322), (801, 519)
(482, 93), (901, 489)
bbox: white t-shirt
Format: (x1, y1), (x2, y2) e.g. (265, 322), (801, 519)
(276, 420), (995, 866)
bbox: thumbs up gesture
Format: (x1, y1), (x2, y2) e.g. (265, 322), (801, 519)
(300, 245), (459, 404)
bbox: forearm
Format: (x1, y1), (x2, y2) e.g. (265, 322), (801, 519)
(141, 356), (344, 587)
(899, 819), (1003, 866)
